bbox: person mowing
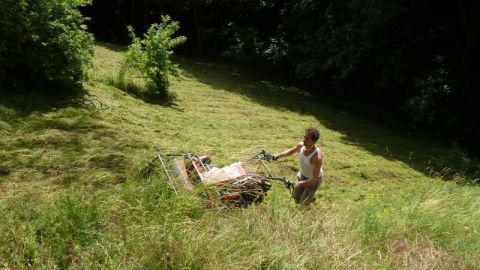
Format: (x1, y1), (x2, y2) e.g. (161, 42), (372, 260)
(273, 127), (323, 205)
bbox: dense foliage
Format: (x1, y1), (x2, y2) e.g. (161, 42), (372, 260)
(0, 0), (93, 93)
(126, 16), (186, 98)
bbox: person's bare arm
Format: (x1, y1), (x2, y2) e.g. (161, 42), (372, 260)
(274, 142), (303, 159)
(298, 151), (322, 187)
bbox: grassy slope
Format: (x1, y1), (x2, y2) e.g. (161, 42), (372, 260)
(1, 43), (479, 269)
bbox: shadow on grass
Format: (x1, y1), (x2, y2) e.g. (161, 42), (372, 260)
(0, 89), (130, 188)
(0, 86), (88, 117)
(95, 41), (127, 52)
(177, 57), (480, 184)
(121, 84), (180, 108)
(96, 75), (182, 109)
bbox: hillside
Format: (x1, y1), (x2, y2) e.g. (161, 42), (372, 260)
(0, 43), (479, 269)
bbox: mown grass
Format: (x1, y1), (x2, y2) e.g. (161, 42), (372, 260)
(0, 42), (479, 269)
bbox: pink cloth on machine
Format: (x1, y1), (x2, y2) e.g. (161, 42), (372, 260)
(202, 162), (247, 184)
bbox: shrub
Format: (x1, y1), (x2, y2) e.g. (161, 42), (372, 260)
(126, 16), (186, 99)
(0, 0), (94, 93)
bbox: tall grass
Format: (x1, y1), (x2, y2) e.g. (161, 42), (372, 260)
(353, 183), (480, 268)
(94, 61), (146, 99)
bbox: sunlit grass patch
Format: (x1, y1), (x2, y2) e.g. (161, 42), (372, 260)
(351, 182), (480, 268)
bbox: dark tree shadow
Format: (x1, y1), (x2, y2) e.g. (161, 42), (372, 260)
(0, 85), (88, 117)
(177, 57), (480, 184)
(141, 91), (183, 110)
(97, 78), (183, 110)
(95, 41), (127, 52)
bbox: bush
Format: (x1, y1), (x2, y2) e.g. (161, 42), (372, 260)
(0, 0), (94, 93)
(126, 16), (186, 99)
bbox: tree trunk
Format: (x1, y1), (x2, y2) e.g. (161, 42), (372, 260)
(454, 0), (480, 153)
(192, 0), (203, 56)
(109, 0), (126, 41)
(144, 0), (150, 26)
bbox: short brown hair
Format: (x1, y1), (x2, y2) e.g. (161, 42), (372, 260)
(305, 127), (320, 142)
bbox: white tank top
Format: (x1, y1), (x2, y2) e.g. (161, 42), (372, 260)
(298, 145), (323, 178)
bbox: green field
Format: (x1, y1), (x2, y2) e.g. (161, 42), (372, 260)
(1, 43), (479, 269)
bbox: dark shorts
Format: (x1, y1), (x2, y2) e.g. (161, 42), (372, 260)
(293, 172), (322, 205)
